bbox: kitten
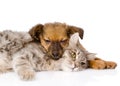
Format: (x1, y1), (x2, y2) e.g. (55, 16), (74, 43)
(61, 33), (88, 71)
(12, 33), (89, 80)
(0, 31), (94, 80)
(61, 33), (96, 71)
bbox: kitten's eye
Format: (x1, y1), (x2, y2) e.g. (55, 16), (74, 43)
(71, 52), (76, 58)
(44, 39), (51, 43)
(69, 50), (76, 60)
(80, 62), (86, 66)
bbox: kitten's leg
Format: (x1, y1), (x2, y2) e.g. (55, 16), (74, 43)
(13, 56), (35, 80)
(61, 60), (74, 72)
(0, 58), (12, 73)
(62, 66), (73, 72)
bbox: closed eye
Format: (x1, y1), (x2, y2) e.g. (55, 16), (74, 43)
(80, 62), (86, 66)
(44, 39), (51, 43)
(60, 39), (68, 43)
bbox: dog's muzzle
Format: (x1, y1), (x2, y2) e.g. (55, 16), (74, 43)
(49, 42), (63, 60)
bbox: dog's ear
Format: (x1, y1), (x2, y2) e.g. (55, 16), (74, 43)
(67, 25), (84, 39)
(29, 24), (44, 41)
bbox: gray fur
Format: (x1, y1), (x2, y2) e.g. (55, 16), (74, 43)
(0, 31), (96, 80)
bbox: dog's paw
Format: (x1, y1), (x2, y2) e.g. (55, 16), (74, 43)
(105, 61), (117, 69)
(89, 59), (117, 69)
(89, 59), (106, 69)
(18, 69), (35, 80)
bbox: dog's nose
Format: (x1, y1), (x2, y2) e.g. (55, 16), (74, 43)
(52, 51), (59, 59)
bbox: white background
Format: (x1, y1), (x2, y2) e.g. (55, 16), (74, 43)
(0, 0), (120, 86)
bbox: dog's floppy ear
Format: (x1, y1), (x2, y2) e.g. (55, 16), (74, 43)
(67, 25), (84, 39)
(29, 24), (43, 41)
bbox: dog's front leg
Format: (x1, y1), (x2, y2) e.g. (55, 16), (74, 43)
(88, 58), (117, 69)
(78, 43), (117, 69)
(13, 56), (35, 80)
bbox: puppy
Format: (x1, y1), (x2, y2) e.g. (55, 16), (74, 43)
(29, 22), (117, 69)
(29, 22), (84, 60)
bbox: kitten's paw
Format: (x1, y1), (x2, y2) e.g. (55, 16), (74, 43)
(18, 69), (35, 80)
(0, 66), (12, 74)
(0, 68), (7, 74)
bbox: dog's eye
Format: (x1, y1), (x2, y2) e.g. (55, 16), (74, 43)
(44, 39), (51, 43)
(60, 39), (68, 43)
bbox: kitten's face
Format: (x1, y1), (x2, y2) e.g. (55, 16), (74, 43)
(61, 32), (88, 71)
(62, 49), (88, 71)
(70, 49), (88, 71)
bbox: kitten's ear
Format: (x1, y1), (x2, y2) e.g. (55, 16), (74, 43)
(69, 33), (80, 46)
(86, 52), (96, 60)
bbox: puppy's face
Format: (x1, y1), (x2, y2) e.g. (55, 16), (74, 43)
(29, 22), (84, 60)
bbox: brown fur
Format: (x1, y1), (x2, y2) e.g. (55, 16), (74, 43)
(29, 22), (117, 69)
(29, 22), (84, 60)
